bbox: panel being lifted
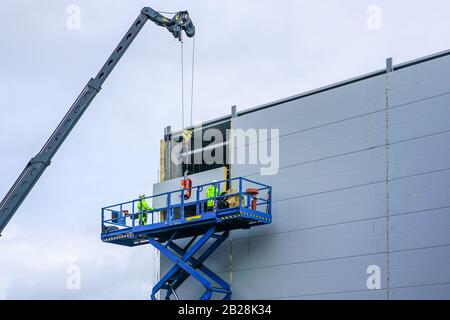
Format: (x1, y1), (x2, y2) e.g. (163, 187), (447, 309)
(101, 177), (272, 299)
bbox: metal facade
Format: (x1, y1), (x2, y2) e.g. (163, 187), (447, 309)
(155, 51), (450, 299)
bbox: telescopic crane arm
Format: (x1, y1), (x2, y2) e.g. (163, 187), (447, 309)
(0, 7), (195, 235)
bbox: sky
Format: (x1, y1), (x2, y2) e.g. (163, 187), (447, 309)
(0, 0), (449, 299)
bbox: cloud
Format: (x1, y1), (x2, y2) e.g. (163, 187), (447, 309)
(0, 0), (449, 299)
(0, 223), (156, 299)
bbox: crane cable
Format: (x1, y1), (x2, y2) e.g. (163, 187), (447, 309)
(190, 35), (196, 128)
(180, 35), (196, 129)
(180, 39), (185, 130)
(157, 9), (195, 129)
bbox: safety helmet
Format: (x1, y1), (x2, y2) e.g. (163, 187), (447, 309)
(139, 194), (146, 199)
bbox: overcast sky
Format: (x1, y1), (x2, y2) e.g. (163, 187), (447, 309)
(0, 0), (449, 299)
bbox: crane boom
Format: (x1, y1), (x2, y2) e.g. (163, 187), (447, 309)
(0, 7), (195, 235)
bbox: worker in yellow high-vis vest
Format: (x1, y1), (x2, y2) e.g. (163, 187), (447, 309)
(206, 180), (219, 211)
(137, 194), (154, 225)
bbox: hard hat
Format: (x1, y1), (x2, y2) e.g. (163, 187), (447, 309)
(212, 180), (217, 183)
(139, 194), (146, 199)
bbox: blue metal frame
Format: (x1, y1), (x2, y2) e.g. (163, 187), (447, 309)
(100, 177), (272, 300)
(101, 177), (272, 243)
(148, 225), (231, 300)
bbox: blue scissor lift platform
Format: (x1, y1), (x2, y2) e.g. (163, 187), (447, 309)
(101, 177), (272, 300)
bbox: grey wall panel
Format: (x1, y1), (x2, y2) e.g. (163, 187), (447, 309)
(231, 183), (386, 240)
(232, 112), (386, 177)
(390, 284), (450, 300)
(389, 131), (450, 179)
(388, 93), (450, 143)
(390, 246), (450, 290)
(389, 169), (450, 215)
(231, 254), (387, 300)
(390, 207), (450, 251)
(230, 218), (386, 271)
(234, 75), (386, 138)
(390, 187), (450, 217)
(389, 55), (450, 107)
(284, 290), (388, 300)
(241, 148), (385, 202)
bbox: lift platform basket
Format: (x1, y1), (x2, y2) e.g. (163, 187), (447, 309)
(101, 177), (272, 300)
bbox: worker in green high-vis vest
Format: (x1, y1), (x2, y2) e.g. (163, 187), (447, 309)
(206, 180), (219, 211)
(137, 194), (154, 225)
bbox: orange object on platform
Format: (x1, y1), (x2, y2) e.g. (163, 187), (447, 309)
(181, 178), (192, 199)
(246, 188), (259, 210)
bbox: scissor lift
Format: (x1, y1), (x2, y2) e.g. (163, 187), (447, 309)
(101, 177), (272, 300)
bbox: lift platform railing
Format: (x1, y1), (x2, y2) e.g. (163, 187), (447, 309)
(101, 177), (272, 300)
(101, 177), (272, 231)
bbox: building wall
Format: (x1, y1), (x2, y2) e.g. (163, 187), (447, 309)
(386, 55), (450, 299)
(156, 51), (450, 300)
(230, 71), (389, 300)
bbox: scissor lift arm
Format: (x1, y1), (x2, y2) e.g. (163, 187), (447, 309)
(0, 7), (195, 235)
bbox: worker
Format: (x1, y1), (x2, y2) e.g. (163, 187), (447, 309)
(206, 180), (219, 211)
(136, 194), (154, 225)
(224, 188), (245, 208)
(217, 191), (230, 210)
